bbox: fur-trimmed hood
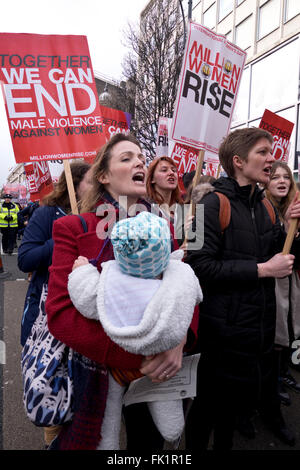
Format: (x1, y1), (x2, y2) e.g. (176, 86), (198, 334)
(191, 183), (215, 203)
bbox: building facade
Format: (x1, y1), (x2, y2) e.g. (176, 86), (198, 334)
(6, 164), (25, 186)
(94, 70), (123, 107)
(191, 0), (300, 177)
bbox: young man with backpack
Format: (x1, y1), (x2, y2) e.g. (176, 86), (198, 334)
(185, 127), (300, 450)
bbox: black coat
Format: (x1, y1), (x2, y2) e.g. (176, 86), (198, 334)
(186, 177), (297, 390)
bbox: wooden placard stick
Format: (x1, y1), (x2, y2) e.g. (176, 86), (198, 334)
(216, 163), (221, 179)
(63, 159), (78, 215)
(183, 149), (205, 248)
(282, 191), (300, 255)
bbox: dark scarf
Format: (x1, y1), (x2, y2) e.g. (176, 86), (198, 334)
(49, 352), (108, 450)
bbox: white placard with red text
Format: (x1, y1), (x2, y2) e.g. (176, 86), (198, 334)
(171, 22), (246, 154)
(48, 160), (64, 183)
(156, 117), (172, 158)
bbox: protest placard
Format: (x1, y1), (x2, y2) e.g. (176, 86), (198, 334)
(24, 161), (54, 201)
(99, 105), (131, 138)
(171, 22), (246, 154)
(83, 105), (131, 164)
(48, 160), (64, 183)
(160, 119), (219, 188)
(0, 33), (102, 163)
(169, 140), (198, 175)
(156, 117), (172, 157)
(2, 183), (27, 202)
(24, 163), (39, 201)
(259, 109), (294, 163)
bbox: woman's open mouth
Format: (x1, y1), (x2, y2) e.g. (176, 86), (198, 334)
(132, 172), (145, 184)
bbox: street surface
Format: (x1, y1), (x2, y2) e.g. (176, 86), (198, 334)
(0, 247), (299, 452)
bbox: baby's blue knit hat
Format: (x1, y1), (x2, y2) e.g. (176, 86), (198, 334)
(110, 212), (171, 278)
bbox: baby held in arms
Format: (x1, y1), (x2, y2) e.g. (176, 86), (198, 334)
(68, 211), (202, 449)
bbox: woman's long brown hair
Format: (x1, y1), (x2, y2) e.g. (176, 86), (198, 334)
(146, 156), (183, 206)
(80, 133), (142, 213)
(43, 161), (90, 214)
(265, 161), (296, 221)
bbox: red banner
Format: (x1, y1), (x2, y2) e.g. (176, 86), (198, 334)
(24, 161), (54, 201)
(170, 142), (198, 175)
(84, 105), (132, 164)
(169, 142), (199, 193)
(205, 162), (219, 178)
(259, 109), (294, 163)
(2, 183), (27, 201)
(0, 33), (102, 163)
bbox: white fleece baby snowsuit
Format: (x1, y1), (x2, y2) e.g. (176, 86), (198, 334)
(68, 249), (202, 449)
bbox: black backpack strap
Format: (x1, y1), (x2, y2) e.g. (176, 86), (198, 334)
(77, 214), (88, 233)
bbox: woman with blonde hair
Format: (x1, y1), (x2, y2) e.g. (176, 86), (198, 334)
(265, 161), (297, 224)
(265, 161), (300, 405)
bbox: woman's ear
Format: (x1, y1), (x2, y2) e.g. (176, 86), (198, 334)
(98, 172), (109, 185)
(232, 155), (243, 171)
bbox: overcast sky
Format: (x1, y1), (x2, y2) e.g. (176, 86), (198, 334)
(0, 0), (149, 187)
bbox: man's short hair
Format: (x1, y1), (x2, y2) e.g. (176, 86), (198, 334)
(219, 127), (273, 178)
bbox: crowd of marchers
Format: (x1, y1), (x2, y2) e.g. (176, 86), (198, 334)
(2, 127), (300, 451)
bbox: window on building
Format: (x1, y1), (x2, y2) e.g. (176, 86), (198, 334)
(194, 0), (202, 8)
(203, 2), (216, 30)
(219, 0), (233, 22)
(193, 4), (202, 23)
(248, 118), (261, 128)
(285, 0), (300, 22)
(276, 107), (297, 167)
(231, 67), (250, 126)
(225, 30), (233, 42)
(258, 0), (280, 40)
(250, 39), (299, 120)
(235, 15), (253, 50)
(230, 123), (247, 131)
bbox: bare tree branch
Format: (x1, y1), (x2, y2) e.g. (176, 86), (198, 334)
(119, 1), (184, 159)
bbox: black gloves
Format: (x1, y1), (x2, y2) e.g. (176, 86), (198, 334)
(4, 215), (13, 222)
